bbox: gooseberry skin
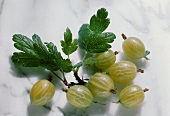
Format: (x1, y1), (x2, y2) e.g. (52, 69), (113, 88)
(119, 85), (144, 108)
(95, 50), (116, 71)
(88, 73), (115, 98)
(30, 80), (55, 106)
(66, 85), (93, 109)
(109, 61), (137, 84)
(122, 37), (145, 59)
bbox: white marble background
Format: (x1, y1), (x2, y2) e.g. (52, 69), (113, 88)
(0, 0), (170, 116)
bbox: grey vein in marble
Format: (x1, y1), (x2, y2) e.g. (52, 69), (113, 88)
(0, 0), (4, 15)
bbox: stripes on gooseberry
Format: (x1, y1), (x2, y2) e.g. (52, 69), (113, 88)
(122, 34), (148, 59)
(95, 50), (116, 71)
(109, 61), (137, 84)
(30, 80), (55, 106)
(119, 85), (147, 108)
(66, 85), (93, 109)
(88, 73), (116, 98)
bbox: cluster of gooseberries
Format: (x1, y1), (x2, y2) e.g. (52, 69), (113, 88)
(30, 33), (150, 110)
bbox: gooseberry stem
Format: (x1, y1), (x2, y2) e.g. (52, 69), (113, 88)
(61, 88), (68, 92)
(47, 75), (53, 82)
(51, 71), (68, 86)
(137, 69), (144, 73)
(68, 52), (93, 87)
(73, 70), (86, 85)
(51, 71), (64, 81)
(144, 56), (150, 60)
(121, 33), (127, 40)
(114, 51), (119, 55)
(60, 69), (68, 85)
(67, 55), (70, 59)
(110, 89), (117, 94)
(143, 88), (149, 92)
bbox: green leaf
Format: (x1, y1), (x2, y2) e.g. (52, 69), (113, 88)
(83, 57), (97, 66)
(78, 24), (116, 53)
(90, 8), (110, 33)
(78, 8), (116, 53)
(13, 34), (36, 56)
(12, 52), (41, 67)
(11, 34), (73, 72)
(61, 27), (78, 56)
(60, 59), (73, 72)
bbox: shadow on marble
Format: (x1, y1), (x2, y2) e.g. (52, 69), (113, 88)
(9, 56), (65, 89)
(77, 48), (102, 79)
(10, 59), (66, 92)
(118, 52), (150, 69)
(50, 71), (67, 90)
(77, 48), (85, 61)
(57, 97), (113, 116)
(114, 104), (142, 116)
(9, 56), (50, 79)
(114, 81), (134, 94)
(27, 103), (52, 116)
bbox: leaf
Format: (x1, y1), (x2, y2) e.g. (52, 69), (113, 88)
(78, 24), (116, 53)
(11, 34), (73, 72)
(13, 34), (36, 56)
(83, 57), (97, 66)
(78, 8), (116, 53)
(60, 59), (73, 72)
(12, 52), (41, 67)
(61, 27), (78, 56)
(90, 8), (110, 33)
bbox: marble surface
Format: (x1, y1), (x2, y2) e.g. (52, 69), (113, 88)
(0, 0), (170, 116)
